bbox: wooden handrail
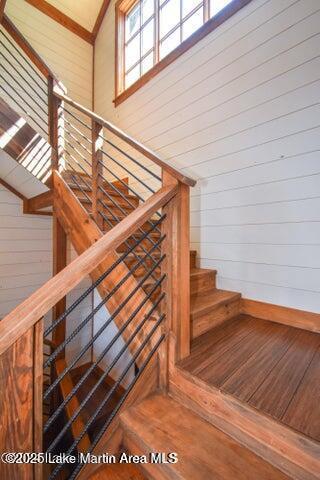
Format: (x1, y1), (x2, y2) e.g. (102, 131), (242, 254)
(53, 89), (196, 187)
(1, 14), (66, 91)
(0, 172), (178, 356)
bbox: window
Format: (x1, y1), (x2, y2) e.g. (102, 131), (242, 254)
(115, 0), (250, 104)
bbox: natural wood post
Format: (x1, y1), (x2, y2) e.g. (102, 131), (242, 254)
(91, 119), (104, 229)
(48, 76), (64, 173)
(33, 318), (44, 480)
(0, 0), (7, 21)
(161, 171), (190, 365)
(52, 214), (67, 358)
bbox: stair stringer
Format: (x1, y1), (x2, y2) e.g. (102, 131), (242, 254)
(53, 172), (161, 367)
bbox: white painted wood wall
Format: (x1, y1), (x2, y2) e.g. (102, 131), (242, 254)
(94, 0), (320, 313)
(5, 0), (93, 108)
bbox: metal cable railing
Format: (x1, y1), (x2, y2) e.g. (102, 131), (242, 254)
(42, 209), (166, 479)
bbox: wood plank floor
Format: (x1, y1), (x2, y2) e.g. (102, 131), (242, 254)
(180, 314), (320, 442)
(89, 464), (146, 480)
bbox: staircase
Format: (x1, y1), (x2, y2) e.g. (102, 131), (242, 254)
(0, 11), (320, 480)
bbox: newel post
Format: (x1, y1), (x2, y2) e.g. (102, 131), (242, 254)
(92, 120), (104, 229)
(48, 75), (64, 173)
(161, 171), (191, 374)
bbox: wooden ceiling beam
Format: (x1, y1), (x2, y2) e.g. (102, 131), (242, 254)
(25, 0), (94, 44)
(0, 0), (7, 21)
(92, 0), (111, 40)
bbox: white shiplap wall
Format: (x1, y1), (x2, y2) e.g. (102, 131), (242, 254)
(94, 0), (320, 313)
(0, 150), (52, 318)
(5, 0), (93, 108)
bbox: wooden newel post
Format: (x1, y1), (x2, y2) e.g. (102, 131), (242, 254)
(48, 75), (63, 173)
(161, 171), (190, 369)
(92, 119), (104, 229)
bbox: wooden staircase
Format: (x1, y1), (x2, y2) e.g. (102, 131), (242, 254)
(1, 14), (320, 480)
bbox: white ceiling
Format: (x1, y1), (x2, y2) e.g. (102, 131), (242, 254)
(46, 0), (105, 31)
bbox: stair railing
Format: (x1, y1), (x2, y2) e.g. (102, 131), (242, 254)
(0, 177), (177, 479)
(0, 13), (196, 479)
(0, 14), (66, 181)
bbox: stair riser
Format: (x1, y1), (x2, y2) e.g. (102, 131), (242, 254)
(169, 366), (320, 480)
(191, 271), (216, 294)
(192, 298), (240, 339)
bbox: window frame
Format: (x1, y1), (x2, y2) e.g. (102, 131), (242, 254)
(115, 0), (253, 106)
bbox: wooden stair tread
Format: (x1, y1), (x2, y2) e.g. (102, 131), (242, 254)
(190, 267), (217, 277)
(121, 394), (291, 480)
(191, 288), (241, 318)
(89, 464), (146, 479)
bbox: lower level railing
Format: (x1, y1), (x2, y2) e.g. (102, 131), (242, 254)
(0, 174), (191, 480)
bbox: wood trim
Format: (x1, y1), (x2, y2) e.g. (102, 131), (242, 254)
(0, 329), (34, 479)
(169, 351), (320, 480)
(0, 172), (177, 356)
(25, 0), (94, 44)
(114, 0), (253, 105)
(0, 177), (27, 201)
(241, 298), (320, 334)
(53, 89), (196, 187)
(92, 0), (112, 40)
(1, 14), (60, 80)
(23, 190), (53, 212)
(33, 319), (43, 480)
(0, 0), (7, 21)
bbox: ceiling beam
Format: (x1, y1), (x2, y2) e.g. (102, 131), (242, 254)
(0, 0), (7, 21)
(25, 0), (94, 44)
(92, 0), (111, 40)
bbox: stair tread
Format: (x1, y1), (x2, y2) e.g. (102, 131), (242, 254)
(190, 267), (217, 277)
(191, 288), (241, 317)
(121, 394), (291, 480)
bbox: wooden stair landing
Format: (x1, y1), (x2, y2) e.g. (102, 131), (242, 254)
(180, 314), (320, 443)
(121, 394), (291, 480)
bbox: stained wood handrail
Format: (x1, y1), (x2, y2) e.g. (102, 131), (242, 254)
(53, 89), (196, 187)
(1, 14), (65, 90)
(0, 172), (178, 356)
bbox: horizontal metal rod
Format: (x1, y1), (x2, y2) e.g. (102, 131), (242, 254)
(0, 29), (47, 87)
(48, 318), (165, 476)
(0, 39), (47, 95)
(43, 252), (165, 397)
(0, 81), (47, 136)
(69, 333), (165, 480)
(100, 133), (161, 182)
(45, 295), (165, 449)
(44, 219), (164, 341)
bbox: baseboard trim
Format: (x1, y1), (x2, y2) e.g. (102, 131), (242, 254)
(241, 298), (320, 333)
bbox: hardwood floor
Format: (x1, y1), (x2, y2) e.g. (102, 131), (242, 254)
(180, 314), (320, 442)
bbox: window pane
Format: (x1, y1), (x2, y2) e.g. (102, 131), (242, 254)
(160, 28), (180, 59)
(125, 34), (140, 71)
(182, 7), (203, 41)
(141, 51), (154, 74)
(182, 0), (202, 18)
(210, 0), (233, 17)
(160, 0), (180, 39)
(125, 64), (140, 88)
(126, 3), (140, 40)
(142, 0), (154, 23)
(142, 19), (154, 56)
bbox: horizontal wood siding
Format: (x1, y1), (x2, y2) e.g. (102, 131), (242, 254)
(5, 0), (93, 108)
(94, 0), (320, 313)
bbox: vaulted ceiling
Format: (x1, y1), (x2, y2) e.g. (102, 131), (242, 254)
(23, 0), (111, 44)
